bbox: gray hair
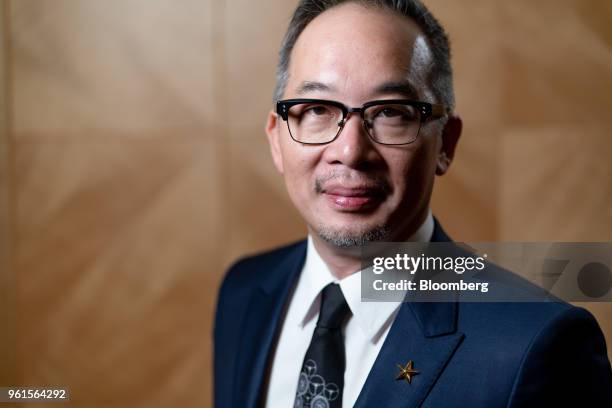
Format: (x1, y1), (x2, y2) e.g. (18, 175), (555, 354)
(273, 0), (455, 109)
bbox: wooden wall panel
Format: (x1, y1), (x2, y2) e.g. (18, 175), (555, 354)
(423, 0), (506, 240)
(11, 0), (215, 137)
(0, 0), (18, 388)
(224, 0), (294, 141)
(499, 126), (612, 241)
(6, 0), (219, 406)
(499, 0), (612, 126)
(15, 139), (220, 406)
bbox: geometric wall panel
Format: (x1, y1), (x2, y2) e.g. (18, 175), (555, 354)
(11, 0), (214, 136)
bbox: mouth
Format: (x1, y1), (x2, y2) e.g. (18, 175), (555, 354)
(322, 186), (387, 212)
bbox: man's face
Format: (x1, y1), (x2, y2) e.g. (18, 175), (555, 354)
(266, 3), (459, 247)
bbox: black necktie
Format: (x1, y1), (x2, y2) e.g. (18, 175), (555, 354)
(294, 283), (351, 408)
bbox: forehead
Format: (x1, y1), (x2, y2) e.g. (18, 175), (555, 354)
(287, 2), (434, 101)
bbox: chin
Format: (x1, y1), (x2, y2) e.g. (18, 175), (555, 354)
(314, 222), (390, 248)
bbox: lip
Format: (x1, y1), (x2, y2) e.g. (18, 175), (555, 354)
(323, 186), (385, 212)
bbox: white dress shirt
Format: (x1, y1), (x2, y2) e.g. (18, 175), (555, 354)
(263, 212), (434, 408)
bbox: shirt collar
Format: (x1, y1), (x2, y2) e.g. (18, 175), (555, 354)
(294, 236), (336, 328)
(298, 211), (435, 341)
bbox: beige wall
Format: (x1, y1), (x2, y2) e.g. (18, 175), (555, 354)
(0, 0), (610, 406)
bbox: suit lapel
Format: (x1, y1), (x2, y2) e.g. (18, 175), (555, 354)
(232, 242), (306, 408)
(354, 301), (464, 408)
(355, 219), (463, 407)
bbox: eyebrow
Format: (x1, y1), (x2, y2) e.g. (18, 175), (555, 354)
(373, 81), (419, 99)
(295, 81), (334, 96)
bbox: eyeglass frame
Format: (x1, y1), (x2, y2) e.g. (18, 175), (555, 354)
(276, 98), (448, 146)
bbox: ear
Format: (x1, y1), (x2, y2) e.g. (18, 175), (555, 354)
(265, 110), (284, 174)
(436, 115), (462, 176)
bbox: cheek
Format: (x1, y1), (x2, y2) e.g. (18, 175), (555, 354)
(280, 144), (321, 195)
(387, 142), (439, 196)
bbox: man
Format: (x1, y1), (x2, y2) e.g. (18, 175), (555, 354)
(214, 1), (612, 407)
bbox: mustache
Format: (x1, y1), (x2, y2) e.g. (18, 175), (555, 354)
(314, 172), (391, 195)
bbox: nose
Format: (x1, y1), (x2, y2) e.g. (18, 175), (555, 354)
(322, 112), (380, 168)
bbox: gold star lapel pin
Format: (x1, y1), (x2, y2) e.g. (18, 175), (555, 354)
(396, 360), (420, 384)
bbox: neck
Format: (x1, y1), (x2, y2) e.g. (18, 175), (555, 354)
(309, 235), (363, 280)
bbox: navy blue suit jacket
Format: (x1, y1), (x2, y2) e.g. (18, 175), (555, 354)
(214, 222), (612, 407)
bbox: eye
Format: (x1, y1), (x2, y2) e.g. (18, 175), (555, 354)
(287, 103), (342, 126)
(379, 107), (404, 118)
(372, 105), (418, 122)
(304, 105), (332, 116)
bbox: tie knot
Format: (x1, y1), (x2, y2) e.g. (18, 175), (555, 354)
(317, 283), (350, 329)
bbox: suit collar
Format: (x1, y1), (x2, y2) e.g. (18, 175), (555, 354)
(296, 236), (337, 327)
(407, 299), (458, 338)
(405, 216), (458, 337)
(431, 216), (452, 243)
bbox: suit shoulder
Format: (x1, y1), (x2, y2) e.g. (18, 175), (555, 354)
(506, 305), (612, 405)
(220, 239), (307, 295)
(523, 305), (606, 352)
(460, 294), (572, 332)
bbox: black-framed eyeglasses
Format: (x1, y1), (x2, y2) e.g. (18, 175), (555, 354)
(276, 98), (447, 145)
